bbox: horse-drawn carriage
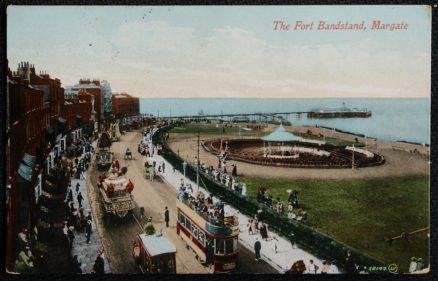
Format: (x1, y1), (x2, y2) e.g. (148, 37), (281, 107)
(96, 132), (113, 171)
(143, 161), (156, 179)
(98, 165), (135, 222)
(124, 148), (133, 160)
(108, 122), (121, 142)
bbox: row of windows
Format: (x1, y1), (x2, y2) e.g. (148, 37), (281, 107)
(215, 238), (237, 255)
(178, 211), (237, 256)
(178, 212), (206, 246)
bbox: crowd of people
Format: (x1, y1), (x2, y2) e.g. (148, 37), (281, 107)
(196, 160), (247, 196)
(256, 187), (308, 224)
(409, 257), (427, 273)
(67, 141), (93, 180)
(177, 183), (227, 226)
(15, 228), (39, 273)
(63, 137), (106, 274)
(246, 209), (270, 241)
(287, 258), (339, 274)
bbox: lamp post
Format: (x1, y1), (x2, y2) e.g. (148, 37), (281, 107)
(183, 160), (187, 178)
(352, 144), (355, 170)
(197, 132), (200, 192)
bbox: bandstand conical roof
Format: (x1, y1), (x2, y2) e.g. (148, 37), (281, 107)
(262, 124), (301, 142)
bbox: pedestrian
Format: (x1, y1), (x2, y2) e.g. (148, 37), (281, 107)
(254, 237), (261, 261)
(72, 255), (82, 274)
(409, 257), (418, 273)
(140, 207), (145, 219)
(149, 166), (155, 182)
(307, 259), (318, 274)
(321, 261), (329, 274)
(164, 206), (169, 228)
(68, 189), (73, 202)
(272, 236), (278, 254)
(86, 211), (92, 222)
(289, 232), (296, 249)
(344, 250), (357, 274)
(258, 221), (265, 239)
(232, 164), (237, 177)
(92, 250), (105, 274)
(416, 258), (425, 271)
(85, 220), (92, 244)
(162, 162), (165, 173)
(77, 192), (84, 208)
(248, 219), (253, 235)
(252, 219), (258, 234)
(76, 182), (80, 193)
(67, 226), (75, 250)
(207, 194), (213, 205)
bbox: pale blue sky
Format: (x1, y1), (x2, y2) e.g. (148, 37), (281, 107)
(7, 6), (431, 98)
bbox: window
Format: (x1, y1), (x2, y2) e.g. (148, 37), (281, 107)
(215, 239), (225, 255)
(178, 212), (186, 226)
(225, 239), (235, 254)
(191, 224), (198, 238)
(186, 220), (192, 231)
(198, 232), (205, 246)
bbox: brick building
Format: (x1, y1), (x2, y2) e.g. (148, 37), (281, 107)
(63, 89), (93, 130)
(6, 62), (93, 272)
(72, 79), (103, 123)
(112, 92), (140, 118)
(19, 63), (66, 137)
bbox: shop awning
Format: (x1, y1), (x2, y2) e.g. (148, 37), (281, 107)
(57, 117), (67, 135)
(17, 153), (36, 182)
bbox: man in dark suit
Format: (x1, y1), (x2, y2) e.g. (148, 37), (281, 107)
(164, 206), (169, 228)
(254, 237), (262, 261)
(86, 220), (92, 244)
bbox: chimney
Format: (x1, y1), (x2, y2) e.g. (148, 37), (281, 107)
(17, 61), (31, 80)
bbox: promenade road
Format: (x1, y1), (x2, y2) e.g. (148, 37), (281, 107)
(88, 130), (277, 273)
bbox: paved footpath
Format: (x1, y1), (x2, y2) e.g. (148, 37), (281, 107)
(149, 138), (340, 274)
(69, 151), (111, 273)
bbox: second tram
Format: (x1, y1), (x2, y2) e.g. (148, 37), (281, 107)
(176, 191), (239, 273)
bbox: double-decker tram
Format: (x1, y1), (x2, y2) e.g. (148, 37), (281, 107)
(176, 190), (239, 273)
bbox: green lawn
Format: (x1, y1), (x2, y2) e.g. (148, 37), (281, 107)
(238, 175), (429, 272)
(171, 123), (363, 147)
(170, 123), (266, 137)
(293, 131), (364, 147)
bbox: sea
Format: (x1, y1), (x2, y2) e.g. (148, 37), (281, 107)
(140, 98), (430, 145)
